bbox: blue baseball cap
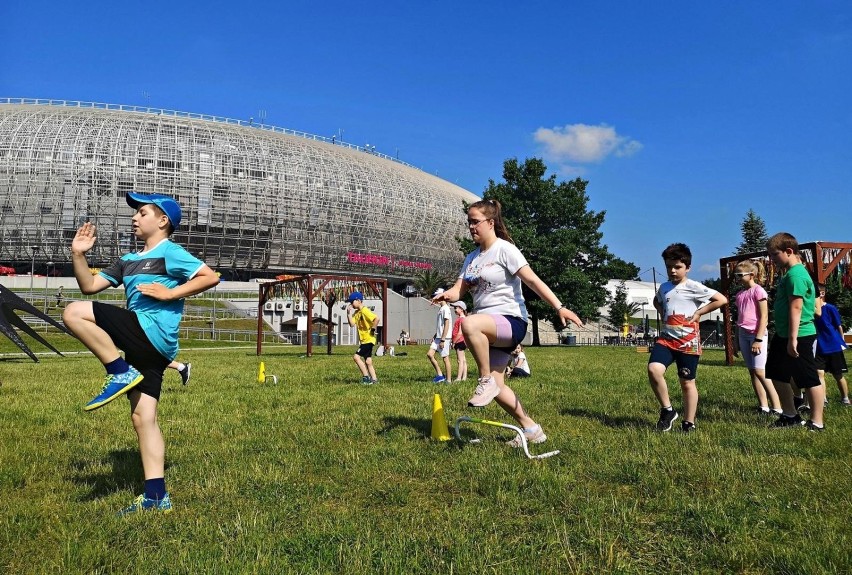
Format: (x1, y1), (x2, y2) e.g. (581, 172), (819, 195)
(347, 291), (364, 303)
(126, 192), (182, 229)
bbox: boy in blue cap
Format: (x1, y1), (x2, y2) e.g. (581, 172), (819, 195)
(63, 192), (219, 514)
(346, 291), (379, 384)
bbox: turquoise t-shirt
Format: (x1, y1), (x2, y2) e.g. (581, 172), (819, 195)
(772, 263), (816, 338)
(100, 238), (204, 360)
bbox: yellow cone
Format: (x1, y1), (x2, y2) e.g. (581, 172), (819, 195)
(257, 361), (266, 383)
(431, 393), (451, 441)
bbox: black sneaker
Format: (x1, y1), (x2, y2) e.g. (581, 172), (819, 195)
(805, 420), (824, 432)
(656, 408), (679, 432)
(178, 363), (191, 386)
(680, 421), (696, 433)
(771, 414), (805, 428)
(793, 396), (810, 413)
(754, 406), (772, 416)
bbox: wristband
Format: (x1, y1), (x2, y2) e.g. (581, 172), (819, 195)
(753, 338), (762, 343)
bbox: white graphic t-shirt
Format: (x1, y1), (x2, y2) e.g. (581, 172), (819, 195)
(459, 238), (529, 320)
(655, 278), (717, 355)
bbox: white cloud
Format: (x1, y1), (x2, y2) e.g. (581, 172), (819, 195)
(533, 123), (642, 164)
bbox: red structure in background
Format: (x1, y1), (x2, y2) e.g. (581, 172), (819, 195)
(719, 242), (852, 366)
(256, 274), (388, 357)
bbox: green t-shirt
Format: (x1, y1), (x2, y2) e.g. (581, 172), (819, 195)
(772, 263), (816, 338)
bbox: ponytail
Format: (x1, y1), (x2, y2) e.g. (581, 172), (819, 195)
(469, 198), (514, 244)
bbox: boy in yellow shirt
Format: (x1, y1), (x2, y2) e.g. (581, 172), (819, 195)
(346, 291), (379, 384)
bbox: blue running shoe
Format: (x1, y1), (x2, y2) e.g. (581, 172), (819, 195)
(432, 375), (447, 383)
(84, 366), (144, 411)
(118, 492), (173, 516)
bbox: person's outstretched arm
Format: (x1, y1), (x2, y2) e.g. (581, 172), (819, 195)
(516, 265), (584, 328)
(70, 222), (112, 294)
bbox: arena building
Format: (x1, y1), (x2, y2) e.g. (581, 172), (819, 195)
(0, 99), (479, 283)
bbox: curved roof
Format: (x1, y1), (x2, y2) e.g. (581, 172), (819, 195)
(0, 99), (479, 279)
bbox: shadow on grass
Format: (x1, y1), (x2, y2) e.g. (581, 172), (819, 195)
(378, 415), (431, 438)
(560, 407), (649, 429)
(68, 448), (147, 501)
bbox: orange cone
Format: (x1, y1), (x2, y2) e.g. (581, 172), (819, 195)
(431, 393), (451, 441)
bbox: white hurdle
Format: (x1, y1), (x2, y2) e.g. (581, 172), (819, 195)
(453, 415), (560, 460)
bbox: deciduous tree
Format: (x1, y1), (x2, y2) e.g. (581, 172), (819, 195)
(466, 158), (638, 345)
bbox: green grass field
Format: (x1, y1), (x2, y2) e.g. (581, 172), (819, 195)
(1, 340), (850, 574)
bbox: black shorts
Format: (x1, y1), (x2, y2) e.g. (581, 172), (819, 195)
(815, 350), (849, 378)
(453, 342), (467, 351)
(356, 343), (374, 359)
(92, 302), (170, 400)
(765, 334), (821, 388)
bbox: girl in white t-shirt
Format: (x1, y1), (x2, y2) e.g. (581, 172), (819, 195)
(433, 199), (583, 447)
(507, 344), (531, 378)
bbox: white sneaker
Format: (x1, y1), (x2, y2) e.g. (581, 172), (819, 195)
(467, 376), (500, 407)
(507, 424), (547, 447)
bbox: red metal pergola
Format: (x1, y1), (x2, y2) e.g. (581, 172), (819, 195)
(719, 241), (852, 366)
(256, 274), (388, 357)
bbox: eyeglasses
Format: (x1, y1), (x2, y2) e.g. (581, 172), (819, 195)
(467, 218), (490, 227)
(734, 272), (753, 277)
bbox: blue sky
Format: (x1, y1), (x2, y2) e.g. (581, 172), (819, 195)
(2, 1), (850, 281)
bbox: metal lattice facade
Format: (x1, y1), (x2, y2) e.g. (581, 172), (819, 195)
(0, 99), (478, 280)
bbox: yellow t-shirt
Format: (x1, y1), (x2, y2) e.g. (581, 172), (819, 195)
(353, 306), (377, 345)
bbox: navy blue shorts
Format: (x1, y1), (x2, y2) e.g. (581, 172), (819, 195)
(493, 315), (528, 353)
(92, 302), (170, 400)
(649, 343), (700, 381)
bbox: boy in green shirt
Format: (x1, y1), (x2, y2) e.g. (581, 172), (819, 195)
(765, 232), (825, 431)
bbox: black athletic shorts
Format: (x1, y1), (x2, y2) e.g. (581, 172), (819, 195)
(356, 343), (374, 359)
(766, 334), (821, 389)
(815, 350), (849, 378)
(92, 302), (170, 400)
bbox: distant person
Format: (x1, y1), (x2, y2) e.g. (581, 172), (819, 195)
(732, 259), (781, 415)
(506, 343), (531, 378)
(433, 199), (583, 448)
(648, 243), (727, 433)
(54, 285), (64, 308)
(427, 288), (452, 383)
(397, 330), (410, 346)
(765, 232), (825, 431)
(451, 301), (468, 381)
(815, 285), (849, 406)
(62, 192), (219, 515)
(346, 291), (379, 385)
